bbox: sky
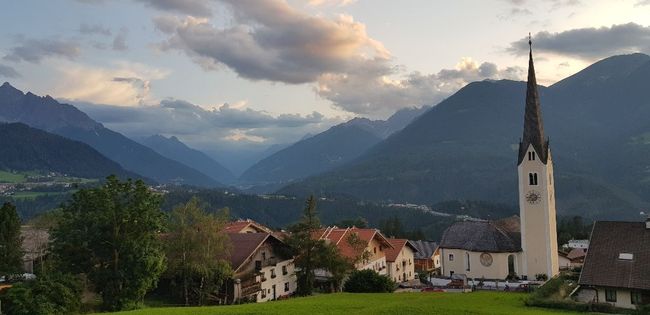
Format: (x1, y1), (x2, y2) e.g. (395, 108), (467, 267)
(1, 0), (650, 171)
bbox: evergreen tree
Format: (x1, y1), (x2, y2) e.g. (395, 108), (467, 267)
(51, 176), (165, 311)
(165, 197), (232, 306)
(285, 196), (322, 296)
(0, 202), (23, 280)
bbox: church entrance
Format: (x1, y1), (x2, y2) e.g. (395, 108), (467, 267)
(508, 255), (516, 276)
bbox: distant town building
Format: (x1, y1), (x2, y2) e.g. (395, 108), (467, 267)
(384, 239), (418, 283)
(567, 239), (589, 249)
(225, 219), (273, 234)
(576, 221), (649, 309)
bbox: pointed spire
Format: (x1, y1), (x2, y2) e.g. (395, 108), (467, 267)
(518, 35), (549, 165)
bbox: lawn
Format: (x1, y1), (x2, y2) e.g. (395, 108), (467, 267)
(0, 170), (26, 183)
(105, 291), (587, 315)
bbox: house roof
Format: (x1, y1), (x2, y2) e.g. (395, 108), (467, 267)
(439, 216), (521, 253)
(227, 232), (284, 272)
(567, 248), (587, 260)
(578, 221), (650, 290)
(224, 220), (271, 234)
(410, 240), (438, 260)
(315, 227), (393, 260)
(384, 239), (418, 262)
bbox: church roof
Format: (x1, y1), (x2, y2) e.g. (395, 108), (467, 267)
(578, 221), (650, 290)
(439, 216), (521, 253)
(518, 38), (549, 165)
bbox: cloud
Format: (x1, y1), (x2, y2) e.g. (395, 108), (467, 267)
(71, 98), (338, 147)
(0, 64), (20, 78)
(509, 23), (650, 60)
(79, 23), (112, 36)
(154, 1), (390, 84)
(134, 0), (213, 16)
(317, 58), (524, 115)
(112, 28), (129, 51)
(4, 38), (81, 63)
(308, 0), (357, 6)
(49, 61), (168, 106)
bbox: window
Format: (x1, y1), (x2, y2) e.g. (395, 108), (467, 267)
(282, 265), (288, 275)
(284, 282), (290, 292)
(631, 291), (642, 305)
(255, 260), (262, 271)
(262, 252), (266, 260)
(605, 289), (617, 302)
(374, 247), (377, 254)
(465, 252), (471, 271)
(528, 151), (536, 161)
(271, 269), (276, 279)
(449, 254), (454, 261)
(529, 173), (538, 185)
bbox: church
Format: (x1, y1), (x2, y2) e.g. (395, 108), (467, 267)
(438, 38), (559, 281)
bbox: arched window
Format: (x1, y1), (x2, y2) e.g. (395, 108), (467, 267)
(528, 151), (536, 161)
(508, 255), (516, 276)
(529, 173), (538, 185)
(465, 252), (471, 271)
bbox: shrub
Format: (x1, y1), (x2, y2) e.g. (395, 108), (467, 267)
(0, 272), (82, 315)
(343, 270), (395, 293)
(535, 273), (548, 281)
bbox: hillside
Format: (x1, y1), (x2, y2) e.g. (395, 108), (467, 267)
(280, 54), (650, 220)
(239, 106), (428, 186)
(0, 122), (137, 179)
(239, 124), (382, 185)
(141, 135), (235, 184)
(0, 83), (219, 187)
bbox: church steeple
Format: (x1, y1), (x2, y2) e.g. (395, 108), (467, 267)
(518, 35), (549, 165)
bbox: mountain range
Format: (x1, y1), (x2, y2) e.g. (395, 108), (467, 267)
(0, 82), (219, 187)
(280, 53), (650, 220)
(140, 135), (236, 184)
(239, 106), (429, 187)
(0, 122), (138, 179)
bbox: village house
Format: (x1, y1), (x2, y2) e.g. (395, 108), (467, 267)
(558, 248), (587, 270)
(384, 239), (418, 283)
(225, 219), (273, 234)
(314, 227), (394, 275)
(575, 220), (650, 309)
(410, 240), (439, 275)
(226, 232), (297, 303)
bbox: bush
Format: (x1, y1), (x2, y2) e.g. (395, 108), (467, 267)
(343, 270), (395, 293)
(0, 272), (82, 315)
(535, 273), (548, 281)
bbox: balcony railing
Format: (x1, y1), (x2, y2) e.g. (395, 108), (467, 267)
(240, 276), (261, 296)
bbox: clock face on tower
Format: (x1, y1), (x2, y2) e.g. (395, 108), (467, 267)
(526, 190), (542, 204)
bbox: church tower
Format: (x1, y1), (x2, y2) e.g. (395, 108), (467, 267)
(518, 37), (559, 280)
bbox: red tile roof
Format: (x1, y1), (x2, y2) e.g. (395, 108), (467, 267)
(385, 239), (410, 262)
(314, 227), (393, 261)
(224, 220), (271, 234)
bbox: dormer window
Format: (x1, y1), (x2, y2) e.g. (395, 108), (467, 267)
(529, 173), (538, 185)
(528, 151), (536, 161)
(618, 253), (633, 260)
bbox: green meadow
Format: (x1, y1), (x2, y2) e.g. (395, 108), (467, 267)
(105, 291), (588, 315)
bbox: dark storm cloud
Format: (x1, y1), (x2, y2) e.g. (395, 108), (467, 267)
(0, 64), (20, 78)
(509, 23), (650, 59)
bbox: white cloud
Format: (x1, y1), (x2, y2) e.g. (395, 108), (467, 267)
(50, 61), (169, 106)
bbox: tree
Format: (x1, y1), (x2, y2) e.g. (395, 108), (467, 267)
(51, 176), (165, 311)
(343, 269), (395, 293)
(285, 196), (323, 296)
(0, 202), (23, 280)
(0, 272), (82, 315)
(165, 197), (232, 306)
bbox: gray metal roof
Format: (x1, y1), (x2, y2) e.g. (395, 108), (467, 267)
(578, 221), (650, 290)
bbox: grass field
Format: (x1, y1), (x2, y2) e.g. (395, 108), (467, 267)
(10, 191), (71, 199)
(105, 291), (588, 315)
(0, 170), (26, 183)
